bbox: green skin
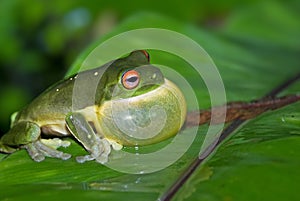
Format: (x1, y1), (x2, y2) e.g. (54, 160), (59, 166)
(0, 50), (186, 164)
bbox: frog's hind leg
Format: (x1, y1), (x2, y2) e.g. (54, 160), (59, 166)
(1, 121), (71, 162)
(0, 121), (39, 154)
(0, 141), (17, 153)
(24, 140), (71, 162)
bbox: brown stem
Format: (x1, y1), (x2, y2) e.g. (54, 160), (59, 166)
(185, 94), (300, 128)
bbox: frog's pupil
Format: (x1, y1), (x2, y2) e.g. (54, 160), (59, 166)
(127, 76), (138, 83)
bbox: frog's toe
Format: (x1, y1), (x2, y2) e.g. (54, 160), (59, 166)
(41, 138), (71, 149)
(95, 139), (111, 164)
(31, 152), (46, 162)
(95, 153), (109, 164)
(75, 153), (108, 164)
(24, 140), (71, 162)
(76, 155), (94, 163)
(75, 138), (112, 164)
(24, 142), (45, 162)
(35, 141), (71, 160)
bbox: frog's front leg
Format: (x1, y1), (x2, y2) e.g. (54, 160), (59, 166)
(0, 121), (71, 162)
(65, 112), (113, 164)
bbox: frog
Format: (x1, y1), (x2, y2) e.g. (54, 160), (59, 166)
(0, 50), (187, 164)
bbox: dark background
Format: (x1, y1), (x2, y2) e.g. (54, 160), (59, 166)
(0, 0), (291, 132)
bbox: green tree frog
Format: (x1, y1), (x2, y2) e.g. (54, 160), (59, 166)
(0, 50), (186, 164)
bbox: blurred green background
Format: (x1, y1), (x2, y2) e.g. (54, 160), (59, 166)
(0, 0), (265, 133)
(1, 1), (300, 201)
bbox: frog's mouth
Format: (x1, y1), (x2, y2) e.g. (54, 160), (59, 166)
(120, 79), (182, 103)
(98, 78), (187, 146)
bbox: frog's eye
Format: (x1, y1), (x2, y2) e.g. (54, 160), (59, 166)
(122, 70), (140, 89)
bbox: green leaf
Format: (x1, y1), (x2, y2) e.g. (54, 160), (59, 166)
(174, 103), (300, 201)
(1, 1), (300, 201)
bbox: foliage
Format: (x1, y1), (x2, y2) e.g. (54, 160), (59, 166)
(1, 1), (300, 201)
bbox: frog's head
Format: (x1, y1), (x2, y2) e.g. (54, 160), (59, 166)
(98, 50), (187, 146)
(101, 50), (165, 100)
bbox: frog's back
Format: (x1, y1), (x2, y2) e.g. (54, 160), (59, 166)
(16, 66), (108, 126)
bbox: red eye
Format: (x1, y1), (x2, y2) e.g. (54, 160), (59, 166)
(122, 70), (140, 89)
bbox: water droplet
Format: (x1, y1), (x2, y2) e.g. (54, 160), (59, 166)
(135, 177), (141, 184)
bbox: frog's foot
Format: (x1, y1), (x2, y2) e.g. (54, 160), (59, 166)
(41, 138), (71, 149)
(23, 138), (72, 162)
(76, 138), (112, 164)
